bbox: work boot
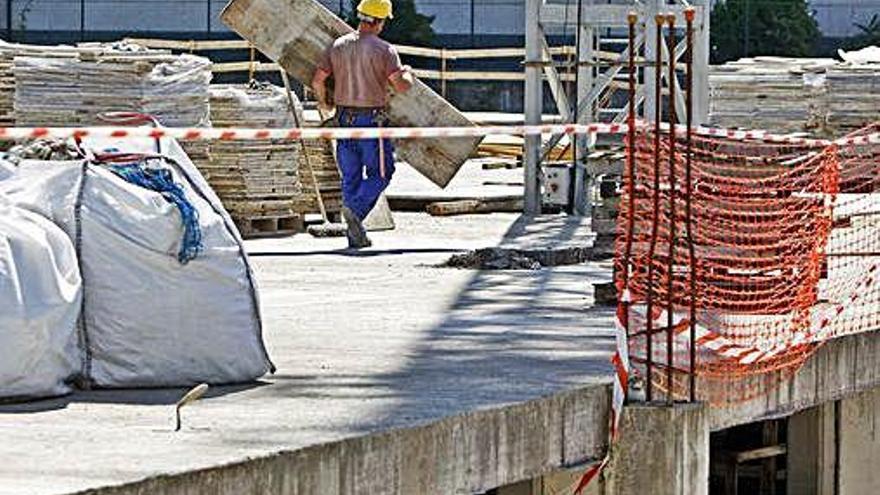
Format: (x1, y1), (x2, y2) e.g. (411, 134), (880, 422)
(342, 206), (371, 249)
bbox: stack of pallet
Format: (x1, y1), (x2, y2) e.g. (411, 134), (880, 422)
(203, 83), (303, 236)
(824, 64), (880, 135)
(13, 47), (210, 127)
(201, 83), (340, 236)
(709, 57), (834, 134)
(0, 54), (14, 127)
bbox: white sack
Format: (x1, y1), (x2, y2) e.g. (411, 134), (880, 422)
(0, 138), (273, 387)
(0, 197), (81, 400)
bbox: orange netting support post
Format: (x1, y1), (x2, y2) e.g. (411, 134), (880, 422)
(614, 121), (880, 405)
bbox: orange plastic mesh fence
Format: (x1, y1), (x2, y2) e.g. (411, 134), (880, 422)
(614, 123), (880, 405)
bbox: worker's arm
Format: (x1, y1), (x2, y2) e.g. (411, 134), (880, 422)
(311, 68), (333, 113)
(389, 65), (414, 93)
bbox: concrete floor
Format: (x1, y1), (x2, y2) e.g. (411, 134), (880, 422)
(0, 212), (616, 495)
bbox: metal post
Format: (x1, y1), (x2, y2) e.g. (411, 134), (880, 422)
(523, 0), (543, 215)
(684, 6), (697, 403)
(207, 0), (212, 34)
(571, 0), (589, 216)
(644, 0), (662, 121)
(665, 12), (677, 405)
(80, 0), (85, 41)
(645, 13), (665, 403)
(692, 0), (710, 124)
(622, 10), (638, 387)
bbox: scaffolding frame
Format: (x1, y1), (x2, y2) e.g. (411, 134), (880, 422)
(523, 0), (710, 215)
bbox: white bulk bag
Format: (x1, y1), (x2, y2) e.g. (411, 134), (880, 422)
(0, 197), (81, 400)
(0, 138), (273, 388)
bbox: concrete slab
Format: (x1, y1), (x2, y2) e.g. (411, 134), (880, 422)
(0, 212), (617, 495)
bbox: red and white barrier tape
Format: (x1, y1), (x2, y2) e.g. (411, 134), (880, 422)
(574, 290), (631, 494)
(0, 122), (876, 146)
(0, 123), (623, 142)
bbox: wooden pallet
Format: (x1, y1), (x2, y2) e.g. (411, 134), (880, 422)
(234, 214), (305, 238)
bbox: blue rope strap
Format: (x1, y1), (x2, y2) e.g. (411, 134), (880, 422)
(109, 161), (204, 264)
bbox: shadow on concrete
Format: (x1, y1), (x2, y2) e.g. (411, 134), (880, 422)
(0, 382), (268, 414)
(248, 248), (464, 258)
(272, 214), (616, 432)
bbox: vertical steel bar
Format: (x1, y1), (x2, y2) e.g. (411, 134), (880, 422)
(645, 13), (665, 402)
(619, 10), (638, 404)
(685, 7), (697, 403)
(80, 0), (85, 41)
(665, 13), (677, 405)
(207, 0), (212, 34)
(623, 12), (637, 328)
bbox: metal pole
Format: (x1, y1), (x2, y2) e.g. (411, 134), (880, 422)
(207, 0), (212, 34)
(665, 12), (677, 405)
(684, 6), (697, 403)
(571, 0), (587, 216)
(523, 0), (543, 215)
(645, 13), (665, 402)
(622, 10), (638, 394)
(80, 0), (85, 41)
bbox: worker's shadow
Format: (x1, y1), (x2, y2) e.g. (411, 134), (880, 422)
(0, 381), (269, 414)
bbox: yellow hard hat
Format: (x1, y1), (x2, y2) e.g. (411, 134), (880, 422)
(357, 0), (393, 19)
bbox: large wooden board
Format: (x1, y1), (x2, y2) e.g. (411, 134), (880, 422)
(221, 0), (480, 187)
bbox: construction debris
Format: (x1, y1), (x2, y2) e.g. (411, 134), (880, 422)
(709, 57), (833, 133)
(709, 54), (880, 136)
(442, 248), (543, 270)
(824, 63), (880, 135)
(13, 47), (210, 127)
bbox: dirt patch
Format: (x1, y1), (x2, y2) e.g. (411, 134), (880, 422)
(440, 248), (543, 270)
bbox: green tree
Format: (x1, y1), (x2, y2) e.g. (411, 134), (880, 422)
(844, 14), (880, 50)
(346, 0), (436, 47)
(710, 0), (820, 63)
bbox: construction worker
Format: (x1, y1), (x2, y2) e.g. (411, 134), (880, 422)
(311, 0), (414, 249)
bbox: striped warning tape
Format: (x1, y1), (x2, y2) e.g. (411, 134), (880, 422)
(574, 290), (631, 494)
(0, 123), (622, 142)
(0, 121), (876, 146)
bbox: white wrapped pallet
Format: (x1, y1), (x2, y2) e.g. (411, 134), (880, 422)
(0, 196), (81, 400)
(0, 137), (273, 388)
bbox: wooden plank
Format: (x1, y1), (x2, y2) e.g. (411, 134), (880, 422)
(221, 0), (480, 188)
(735, 444), (787, 464)
(124, 38), (252, 51)
(212, 61), (281, 73)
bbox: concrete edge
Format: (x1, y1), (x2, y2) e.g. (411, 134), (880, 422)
(74, 383), (613, 495)
(711, 330), (880, 431)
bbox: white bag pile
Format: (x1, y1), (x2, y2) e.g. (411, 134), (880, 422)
(0, 136), (273, 398)
(0, 197), (81, 400)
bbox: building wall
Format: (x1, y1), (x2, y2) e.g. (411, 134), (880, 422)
(0, 1), (875, 45)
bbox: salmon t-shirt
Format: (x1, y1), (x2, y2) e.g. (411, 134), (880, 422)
(317, 32), (404, 108)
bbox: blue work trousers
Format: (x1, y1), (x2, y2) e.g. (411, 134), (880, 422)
(336, 109), (395, 220)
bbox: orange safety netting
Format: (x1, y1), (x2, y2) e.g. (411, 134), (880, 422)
(614, 123), (880, 405)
